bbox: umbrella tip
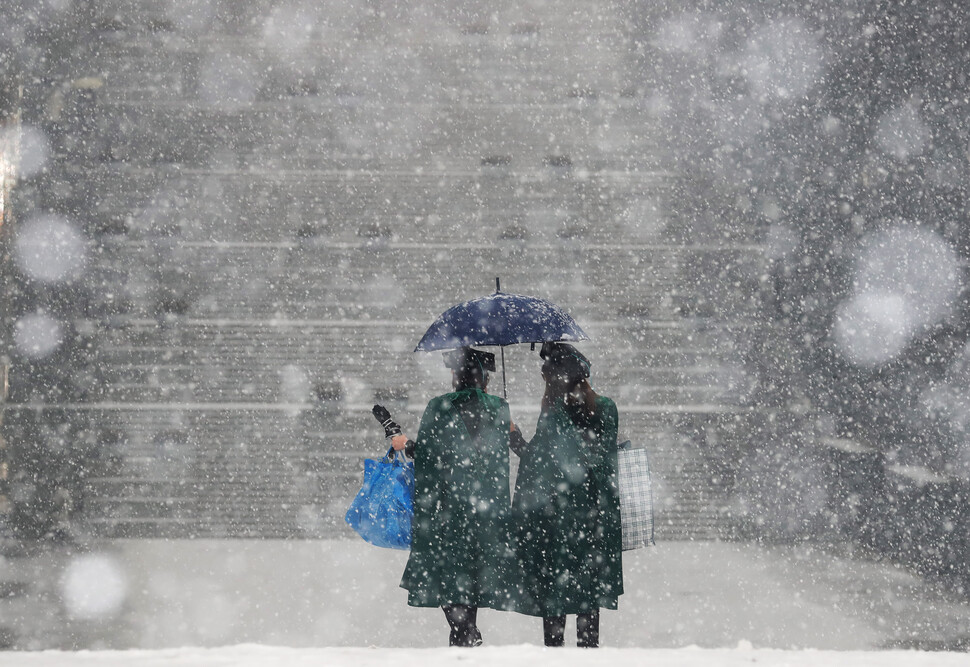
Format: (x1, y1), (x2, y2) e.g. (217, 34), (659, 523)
(495, 276), (501, 293)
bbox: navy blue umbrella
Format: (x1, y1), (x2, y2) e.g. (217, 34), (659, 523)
(415, 279), (589, 396)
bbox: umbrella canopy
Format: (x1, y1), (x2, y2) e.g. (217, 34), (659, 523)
(414, 291), (589, 352)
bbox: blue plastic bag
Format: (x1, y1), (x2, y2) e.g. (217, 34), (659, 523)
(345, 447), (414, 549)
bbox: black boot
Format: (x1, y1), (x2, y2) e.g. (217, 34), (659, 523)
(577, 610), (600, 648)
(443, 605), (482, 647)
(543, 616), (566, 647)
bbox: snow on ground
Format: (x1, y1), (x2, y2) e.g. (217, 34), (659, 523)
(7, 539), (970, 663)
(4, 645), (970, 666)
(94, 539), (970, 650)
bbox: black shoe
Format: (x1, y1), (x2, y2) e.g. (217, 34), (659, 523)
(449, 627), (483, 647)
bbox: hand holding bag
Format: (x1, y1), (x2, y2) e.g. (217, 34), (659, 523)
(345, 447), (415, 550)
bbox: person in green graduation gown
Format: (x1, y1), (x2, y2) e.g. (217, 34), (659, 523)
(509, 341), (623, 648)
(386, 346), (515, 647)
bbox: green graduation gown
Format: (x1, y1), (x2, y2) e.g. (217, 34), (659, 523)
(401, 388), (516, 609)
(511, 395), (623, 616)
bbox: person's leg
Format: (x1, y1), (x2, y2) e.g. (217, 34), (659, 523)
(442, 605), (481, 647)
(576, 609), (600, 648)
(467, 606), (482, 646)
(543, 615), (566, 647)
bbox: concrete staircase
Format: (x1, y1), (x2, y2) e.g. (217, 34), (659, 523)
(7, 0), (768, 542)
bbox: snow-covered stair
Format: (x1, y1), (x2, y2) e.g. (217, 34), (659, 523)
(8, 0), (767, 541)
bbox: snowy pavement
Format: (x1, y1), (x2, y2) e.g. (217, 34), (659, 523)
(101, 539), (970, 650)
(4, 645), (970, 667)
(5, 539), (970, 663)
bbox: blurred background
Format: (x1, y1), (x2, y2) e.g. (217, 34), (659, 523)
(2, 0), (970, 650)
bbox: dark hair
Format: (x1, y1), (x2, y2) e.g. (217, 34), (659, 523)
(454, 365), (488, 391)
(539, 342), (591, 382)
(445, 347), (492, 391)
(541, 368), (597, 417)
